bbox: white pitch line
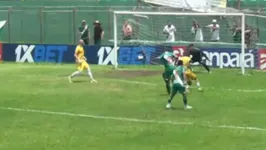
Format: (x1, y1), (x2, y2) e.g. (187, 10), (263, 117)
(0, 107), (265, 132)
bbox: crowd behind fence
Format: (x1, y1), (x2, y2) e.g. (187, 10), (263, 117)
(0, 6), (265, 46)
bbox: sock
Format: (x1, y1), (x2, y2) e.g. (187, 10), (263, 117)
(163, 73), (171, 94)
(166, 84), (171, 94)
(70, 71), (81, 78)
(183, 94), (188, 106)
(87, 68), (94, 80)
(196, 81), (200, 88)
(168, 87), (177, 103)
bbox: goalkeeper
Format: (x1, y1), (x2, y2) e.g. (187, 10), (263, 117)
(157, 51), (179, 95)
(184, 44), (211, 73)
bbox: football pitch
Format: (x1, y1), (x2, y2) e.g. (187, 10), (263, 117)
(0, 63), (266, 150)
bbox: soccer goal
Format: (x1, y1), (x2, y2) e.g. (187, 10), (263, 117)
(112, 11), (247, 74)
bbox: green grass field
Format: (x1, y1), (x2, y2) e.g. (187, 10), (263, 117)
(0, 63), (266, 150)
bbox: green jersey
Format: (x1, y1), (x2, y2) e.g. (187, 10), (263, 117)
(172, 66), (185, 85)
(158, 51), (175, 69)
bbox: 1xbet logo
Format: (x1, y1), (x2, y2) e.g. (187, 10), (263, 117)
(15, 45), (35, 62)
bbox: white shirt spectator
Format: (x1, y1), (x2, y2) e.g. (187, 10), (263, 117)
(206, 19), (220, 41)
(163, 24), (176, 42)
(191, 24), (203, 42)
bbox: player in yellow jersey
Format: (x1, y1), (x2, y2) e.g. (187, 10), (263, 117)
(68, 40), (97, 83)
(178, 56), (202, 91)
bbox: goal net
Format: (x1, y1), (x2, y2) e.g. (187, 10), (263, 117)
(113, 11), (249, 74)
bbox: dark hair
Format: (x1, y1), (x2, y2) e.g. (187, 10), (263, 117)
(177, 60), (183, 66)
(187, 44), (194, 48)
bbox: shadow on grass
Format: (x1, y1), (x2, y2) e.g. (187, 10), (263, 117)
(165, 107), (184, 111)
(72, 80), (90, 83)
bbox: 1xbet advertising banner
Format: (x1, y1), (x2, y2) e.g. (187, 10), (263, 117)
(0, 42), (2, 61)
(2, 43), (157, 65)
(1, 44), (114, 65)
(258, 49), (266, 70)
(118, 46), (156, 65)
(2, 43), (266, 70)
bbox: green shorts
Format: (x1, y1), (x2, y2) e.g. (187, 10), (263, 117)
(172, 83), (186, 93)
(164, 66), (175, 79)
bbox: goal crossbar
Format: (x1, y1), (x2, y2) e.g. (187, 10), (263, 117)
(113, 11), (246, 75)
(114, 11), (245, 16)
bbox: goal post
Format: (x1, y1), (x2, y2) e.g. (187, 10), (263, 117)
(113, 11), (246, 74)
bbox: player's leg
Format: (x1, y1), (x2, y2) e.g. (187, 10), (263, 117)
(84, 62), (97, 83)
(181, 92), (193, 109)
(68, 63), (82, 83)
(197, 53), (211, 73)
(185, 70), (202, 91)
(177, 84), (192, 109)
(162, 71), (171, 94)
(199, 62), (210, 73)
(166, 83), (178, 109)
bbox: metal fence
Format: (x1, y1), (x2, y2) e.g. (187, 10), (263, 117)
(0, 6), (137, 45)
(0, 6), (266, 45)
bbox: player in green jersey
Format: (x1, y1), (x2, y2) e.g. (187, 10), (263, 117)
(166, 60), (193, 110)
(157, 51), (179, 94)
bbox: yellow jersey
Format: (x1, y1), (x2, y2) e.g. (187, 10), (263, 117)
(75, 45), (85, 60)
(179, 56), (191, 68)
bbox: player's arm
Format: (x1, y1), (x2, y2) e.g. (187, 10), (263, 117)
(101, 27), (104, 39)
(74, 47), (81, 62)
(164, 55), (174, 64)
(163, 26), (168, 34)
(182, 67), (187, 83)
(83, 56), (87, 61)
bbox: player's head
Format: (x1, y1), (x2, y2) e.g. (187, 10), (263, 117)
(94, 20), (100, 27)
(192, 20), (196, 26)
(82, 20), (86, 26)
(212, 19), (217, 25)
(173, 51), (179, 58)
(187, 44), (194, 50)
(177, 60), (183, 66)
(78, 39), (84, 45)
(167, 21), (171, 27)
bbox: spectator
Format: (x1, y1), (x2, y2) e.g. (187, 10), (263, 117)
(93, 20), (104, 45)
(122, 20), (133, 40)
(78, 20), (90, 45)
(228, 23), (258, 48)
(228, 22), (241, 43)
(163, 21), (176, 42)
(191, 20), (203, 42)
(206, 19), (220, 42)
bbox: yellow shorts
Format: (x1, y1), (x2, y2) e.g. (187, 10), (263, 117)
(185, 69), (197, 81)
(77, 61), (89, 71)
